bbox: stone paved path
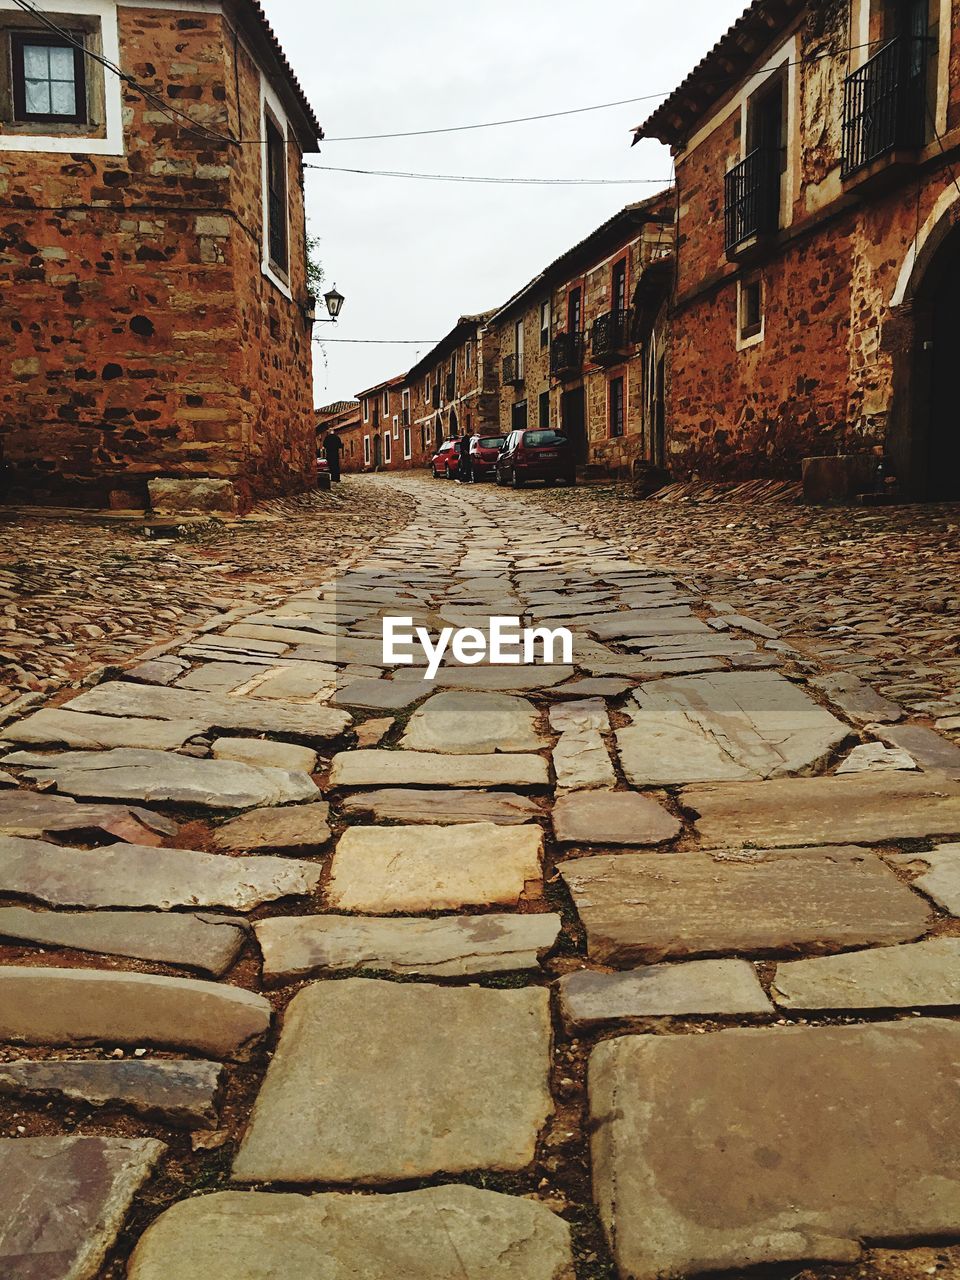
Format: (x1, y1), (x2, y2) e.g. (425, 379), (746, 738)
(0, 474), (959, 1280)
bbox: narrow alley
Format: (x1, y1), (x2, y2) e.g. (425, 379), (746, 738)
(1, 475), (958, 1280)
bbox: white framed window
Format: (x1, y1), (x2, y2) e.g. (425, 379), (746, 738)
(514, 318), (525, 379)
(383, 431), (392, 463)
(425, 374), (431, 402)
(403, 425), (412, 460)
(392, 413), (399, 441)
(425, 421), (432, 446)
(363, 434), (371, 465)
(737, 276), (765, 350)
(362, 399), (369, 423)
(540, 300), (551, 348)
(401, 388), (410, 421)
(259, 75), (292, 300)
(465, 340), (472, 372)
(382, 390), (389, 416)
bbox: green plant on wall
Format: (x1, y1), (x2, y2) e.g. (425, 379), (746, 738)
(306, 233), (324, 297)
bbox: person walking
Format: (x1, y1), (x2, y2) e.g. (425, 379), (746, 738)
(456, 431), (473, 484)
(323, 429), (343, 483)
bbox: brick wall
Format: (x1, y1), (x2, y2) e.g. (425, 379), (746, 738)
(0, 3), (316, 509)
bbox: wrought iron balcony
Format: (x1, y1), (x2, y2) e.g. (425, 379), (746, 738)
(502, 353), (524, 386)
(550, 331), (585, 379)
(842, 35), (928, 178)
(446, 372), (456, 400)
(591, 308), (632, 364)
(724, 148), (780, 254)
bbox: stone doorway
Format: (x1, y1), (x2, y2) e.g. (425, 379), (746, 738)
(561, 387), (588, 465)
(373, 434), (382, 469)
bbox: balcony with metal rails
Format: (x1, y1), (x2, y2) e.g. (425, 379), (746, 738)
(431, 385), (441, 409)
(502, 353), (524, 386)
(842, 35), (928, 182)
(591, 308), (632, 364)
(724, 148), (780, 256)
(445, 372), (456, 401)
(550, 331), (585, 380)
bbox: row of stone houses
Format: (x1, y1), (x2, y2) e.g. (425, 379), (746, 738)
(0, 0), (320, 512)
(319, 195), (675, 478)
(325, 0), (960, 502)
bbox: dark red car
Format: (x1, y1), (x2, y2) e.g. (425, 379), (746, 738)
(471, 435), (506, 480)
(495, 428), (575, 487)
(430, 439), (461, 479)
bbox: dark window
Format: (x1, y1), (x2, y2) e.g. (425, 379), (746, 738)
(540, 300), (550, 348)
(12, 32), (86, 125)
(612, 259), (627, 314)
(740, 280), (763, 340)
(265, 113), (288, 273)
(568, 287), (582, 333)
(538, 390), (550, 429)
(511, 401), (528, 432)
(609, 376), (625, 438)
(478, 436), (504, 449)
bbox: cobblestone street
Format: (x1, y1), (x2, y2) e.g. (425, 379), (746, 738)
(1, 475), (959, 1280)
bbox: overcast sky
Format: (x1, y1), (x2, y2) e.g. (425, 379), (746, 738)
(263, 0), (748, 407)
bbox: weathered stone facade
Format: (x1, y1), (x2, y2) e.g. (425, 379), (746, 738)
(356, 376), (408, 471)
(316, 401), (361, 473)
(636, 0), (960, 498)
(489, 201), (674, 477)
(0, 0), (321, 510)
(406, 315), (500, 468)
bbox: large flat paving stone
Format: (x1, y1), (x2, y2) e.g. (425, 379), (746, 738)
(7, 748), (319, 810)
(393, 665), (575, 692)
(256, 912), (562, 980)
(552, 728), (616, 790)
(340, 787), (542, 825)
(684, 772), (960, 847)
(888, 843), (960, 913)
(0, 967), (271, 1057)
(0, 790), (175, 845)
(330, 749), (549, 789)
(560, 848), (931, 965)
(617, 671), (849, 785)
(64, 681), (351, 742)
(332, 678), (428, 710)
(0, 835), (320, 911)
(0, 1136), (165, 1280)
(588, 610), (710, 641)
(233, 979), (552, 1184)
(210, 736), (318, 773)
(0, 906), (247, 976)
(0, 1059), (223, 1129)
(552, 790), (681, 846)
(126, 1185), (574, 1280)
(327, 823), (543, 913)
(773, 939), (960, 1010)
(1, 708), (206, 751)
(211, 801), (331, 851)
(558, 959), (772, 1030)
(589, 1021), (960, 1278)
(401, 691), (544, 753)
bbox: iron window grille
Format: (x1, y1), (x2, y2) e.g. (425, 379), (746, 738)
(503, 353), (524, 386)
(842, 34), (929, 177)
(592, 308), (632, 362)
(724, 147), (780, 253)
(550, 331), (585, 379)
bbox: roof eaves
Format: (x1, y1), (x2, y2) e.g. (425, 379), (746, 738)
(236, 0), (323, 148)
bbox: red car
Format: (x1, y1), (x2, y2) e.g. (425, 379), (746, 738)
(471, 435), (506, 480)
(430, 439), (461, 479)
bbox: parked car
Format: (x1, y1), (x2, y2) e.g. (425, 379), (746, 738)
(430, 439), (461, 479)
(471, 435), (506, 481)
(496, 429), (575, 488)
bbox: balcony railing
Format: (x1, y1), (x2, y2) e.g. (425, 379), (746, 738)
(550, 331), (584, 379)
(724, 148), (780, 254)
(445, 372), (456, 400)
(502, 353), (524, 386)
(842, 35), (928, 178)
(592, 308), (632, 363)
(431, 385), (441, 409)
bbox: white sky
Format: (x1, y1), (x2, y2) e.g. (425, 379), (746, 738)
(262, 0), (749, 407)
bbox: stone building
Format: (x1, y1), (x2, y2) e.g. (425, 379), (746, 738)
(405, 314), (500, 466)
(488, 199), (674, 476)
(357, 375), (407, 471)
(0, 0), (322, 511)
(634, 0), (960, 499)
(316, 400), (361, 473)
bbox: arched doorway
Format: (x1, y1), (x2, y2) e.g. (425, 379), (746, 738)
(889, 207), (960, 500)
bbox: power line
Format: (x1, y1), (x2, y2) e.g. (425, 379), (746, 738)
(305, 164), (672, 186)
(313, 338), (441, 344)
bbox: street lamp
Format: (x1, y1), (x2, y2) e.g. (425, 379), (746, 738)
(306, 285), (345, 325)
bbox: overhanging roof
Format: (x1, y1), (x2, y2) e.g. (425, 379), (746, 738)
(632, 0), (805, 148)
(404, 312), (497, 385)
(233, 0), (323, 148)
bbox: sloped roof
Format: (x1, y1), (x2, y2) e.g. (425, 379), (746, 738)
(404, 312), (498, 384)
(235, 0), (323, 147)
(356, 373), (406, 400)
(488, 194), (674, 325)
(317, 401), (359, 418)
(632, 0), (805, 148)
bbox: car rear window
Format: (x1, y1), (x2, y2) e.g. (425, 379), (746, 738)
(523, 430), (567, 447)
(479, 437), (505, 448)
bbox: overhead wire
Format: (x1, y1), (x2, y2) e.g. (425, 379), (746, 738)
(303, 164), (673, 186)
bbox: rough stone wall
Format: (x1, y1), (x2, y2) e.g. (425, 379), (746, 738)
(408, 320), (498, 467)
(493, 300), (550, 439)
(665, 0), (960, 483)
(0, 4), (315, 509)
